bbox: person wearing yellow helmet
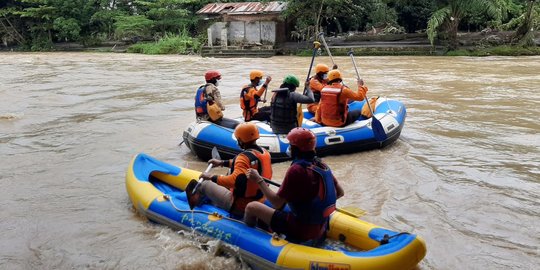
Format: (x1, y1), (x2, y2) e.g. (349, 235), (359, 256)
(188, 122), (273, 216)
(240, 70), (272, 122)
(269, 74), (314, 134)
(307, 63), (337, 114)
(315, 69), (369, 127)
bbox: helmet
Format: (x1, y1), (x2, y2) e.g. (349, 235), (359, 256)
(234, 122), (260, 143)
(287, 128), (316, 152)
(250, 70), (264, 81)
(315, 64), (329, 74)
(327, 70), (342, 82)
(282, 75), (300, 87)
(205, 70), (221, 81)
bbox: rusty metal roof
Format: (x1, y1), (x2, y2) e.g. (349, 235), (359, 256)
(197, 1), (287, 15)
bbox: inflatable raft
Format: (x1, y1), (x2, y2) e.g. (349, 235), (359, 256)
(126, 153), (426, 270)
(183, 98), (406, 162)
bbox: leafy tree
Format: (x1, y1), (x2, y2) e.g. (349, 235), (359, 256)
(391, 0), (436, 33)
(114, 15), (154, 40)
(427, 0), (500, 50)
(53, 16), (80, 41)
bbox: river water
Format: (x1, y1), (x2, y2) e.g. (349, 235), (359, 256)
(0, 52), (538, 269)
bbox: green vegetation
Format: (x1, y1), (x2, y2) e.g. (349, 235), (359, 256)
(0, 0), (538, 54)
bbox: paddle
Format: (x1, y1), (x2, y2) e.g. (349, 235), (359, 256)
(191, 147), (221, 195)
(348, 50), (387, 142)
(318, 32), (336, 67)
(260, 176), (366, 218)
(297, 41), (321, 127)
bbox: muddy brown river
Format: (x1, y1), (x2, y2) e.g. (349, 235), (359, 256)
(0, 52), (538, 269)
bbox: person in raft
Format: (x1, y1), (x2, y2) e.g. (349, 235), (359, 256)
(240, 70), (272, 122)
(315, 69), (368, 127)
(243, 128), (345, 245)
(307, 63), (338, 114)
(195, 70), (225, 122)
(269, 75), (314, 134)
(194, 70), (239, 128)
(186, 122), (272, 217)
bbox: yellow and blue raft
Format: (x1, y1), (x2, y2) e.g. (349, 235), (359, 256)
(126, 153), (427, 269)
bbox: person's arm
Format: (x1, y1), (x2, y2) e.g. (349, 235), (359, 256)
(254, 76), (272, 98)
(291, 90), (314, 104)
(246, 168), (286, 209)
(212, 154), (251, 189)
(341, 85), (367, 102)
(333, 176), (344, 199)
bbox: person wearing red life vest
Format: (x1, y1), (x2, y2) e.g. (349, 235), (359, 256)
(315, 69), (368, 127)
(307, 63), (337, 114)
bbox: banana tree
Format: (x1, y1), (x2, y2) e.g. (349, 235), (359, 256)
(427, 0), (500, 50)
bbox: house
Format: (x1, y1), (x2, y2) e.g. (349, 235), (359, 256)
(197, 1), (288, 57)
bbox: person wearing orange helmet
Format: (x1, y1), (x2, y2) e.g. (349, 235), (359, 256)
(195, 70), (225, 122)
(315, 69), (368, 127)
(240, 70), (272, 122)
(307, 63), (338, 114)
(243, 128), (344, 245)
(187, 122), (272, 216)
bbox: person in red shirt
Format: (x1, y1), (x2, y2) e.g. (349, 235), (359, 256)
(243, 128), (344, 244)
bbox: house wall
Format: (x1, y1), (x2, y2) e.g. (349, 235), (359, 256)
(206, 15), (279, 46)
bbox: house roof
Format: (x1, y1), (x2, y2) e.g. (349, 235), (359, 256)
(197, 1), (287, 15)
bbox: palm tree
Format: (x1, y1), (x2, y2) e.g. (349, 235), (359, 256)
(427, 0), (500, 50)
(513, 0), (537, 46)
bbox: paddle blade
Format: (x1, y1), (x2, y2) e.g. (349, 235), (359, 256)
(297, 104), (304, 127)
(337, 206), (366, 218)
(371, 116), (387, 142)
(211, 146), (221, 160)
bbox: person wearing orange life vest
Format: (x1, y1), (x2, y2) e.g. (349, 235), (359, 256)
(240, 70), (272, 122)
(307, 63), (338, 114)
(315, 69), (368, 127)
(187, 122), (272, 216)
(244, 128), (344, 244)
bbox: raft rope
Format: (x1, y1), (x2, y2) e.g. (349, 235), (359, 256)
(379, 232), (410, 245)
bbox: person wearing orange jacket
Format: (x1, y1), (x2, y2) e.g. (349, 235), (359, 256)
(187, 122), (272, 216)
(243, 128), (344, 245)
(307, 63), (337, 114)
(240, 70), (272, 122)
(315, 69), (368, 127)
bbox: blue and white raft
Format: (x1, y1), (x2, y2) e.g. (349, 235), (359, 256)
(126, 153), (426, 270)
(182, 98), (406, 162)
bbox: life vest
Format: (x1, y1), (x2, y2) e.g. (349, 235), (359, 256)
(288, 159), (337, 225)
(230, 147), (272, 212)
(270, 90), (298, 133)
(319, 85), (347, 127)
(194, 84), (209, 114)
(240, 84), (260, 121)
(361, 96), (379, 118)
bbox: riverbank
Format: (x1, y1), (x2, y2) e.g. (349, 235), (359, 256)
(2, 31), (539, 56)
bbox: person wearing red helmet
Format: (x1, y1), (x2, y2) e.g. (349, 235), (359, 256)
(243, 128), (344, 245)
(195, 70), (225, 122)
(187, 122), (272, 216)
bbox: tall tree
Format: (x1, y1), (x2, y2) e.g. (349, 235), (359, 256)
(513, 0), (538, 45)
